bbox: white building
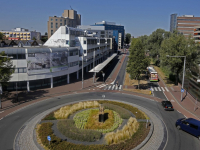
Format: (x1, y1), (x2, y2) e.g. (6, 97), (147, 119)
(0, 26), (115, 91)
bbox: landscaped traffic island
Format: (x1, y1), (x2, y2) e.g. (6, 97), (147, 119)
(36, 100), (151, 150)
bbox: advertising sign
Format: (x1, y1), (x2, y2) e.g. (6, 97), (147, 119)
(50, 51), (68, 72)
(27, 53), (51, 75)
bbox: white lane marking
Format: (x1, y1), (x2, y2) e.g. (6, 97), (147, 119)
(163, 91), (169, 101)
(0, 118), (3, 120)
(158, 87), (161, 91)
(154, 87), (158, 91)
(0, 111), (4, 113)
(165, 87), (169, 92)
(115, 85), (118, 90)
(112, 85), (115, 90)
(171, 100), (175, 102)
(108, 85), (112, 90)
(161, 87), (165, 91)
(184, 115), (187, 118)
(151, 87), (154, 91)
(93, 89), (95, 90)
(119, 85), (122, 90)
(99, 84), (107, 88)
(177, 110), (181, 113)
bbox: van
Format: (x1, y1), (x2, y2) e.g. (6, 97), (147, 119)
(176, 118), (200, 139)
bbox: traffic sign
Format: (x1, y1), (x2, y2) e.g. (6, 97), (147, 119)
(47, 136), (51, 141)
(181, 89), (184, 93)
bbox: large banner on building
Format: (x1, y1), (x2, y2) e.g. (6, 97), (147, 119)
(26, 51), (68, 75)
(50, 51), (68, 72)
(27, 53), (51, 75)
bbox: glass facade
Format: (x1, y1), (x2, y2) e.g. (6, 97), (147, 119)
(170, 14), (177, 32)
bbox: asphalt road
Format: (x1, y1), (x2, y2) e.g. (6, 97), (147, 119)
(0, 92), (199, 150)
(150, 82), (168, 101)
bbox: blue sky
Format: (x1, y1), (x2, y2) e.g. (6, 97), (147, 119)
(0, 0), (199, 37)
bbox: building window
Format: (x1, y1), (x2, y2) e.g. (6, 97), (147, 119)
(84, 40), (86, 44)
(56, 23), (58, 28)
(60, 19), (62, 22)
(66, 40), (69, 45)
(64, 20), (66, 25)
(84, 50), (87, 54)
(55, 19), (57, 21)
(51, 22), (53, 28)
(60, 23), (62, 26)
(51, 18), (53, 21)
(51, 30), (53, 35)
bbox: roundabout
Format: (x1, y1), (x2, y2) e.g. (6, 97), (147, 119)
(0, 92), (200, 150)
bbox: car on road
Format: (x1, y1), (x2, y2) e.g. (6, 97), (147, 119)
(161, 101), (174, 111)
(176, 118), (200, 140)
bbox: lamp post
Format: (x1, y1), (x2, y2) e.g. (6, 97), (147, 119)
(93, 50), (96, 83)
(0, 55), (13, 109)
(82, 55), (84, 89)
(166, 55), (186, 102)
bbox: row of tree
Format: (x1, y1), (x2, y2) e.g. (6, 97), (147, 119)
(127, 29), (200, 88)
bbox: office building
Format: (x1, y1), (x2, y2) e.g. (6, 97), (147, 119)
(47, 9), (81, 38)
(170, 14), (200, 37)
(194, 26), (200, 43)
(1, 26), (115, 91)
(0, 28), (41, 40)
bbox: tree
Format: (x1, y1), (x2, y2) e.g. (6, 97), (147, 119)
(0, 32), (5, 40)
(41, 36), (48, 43)
(0, 51), (15, 85)
(160, 31), (198, 85)
(125, 33), (131, 44)
(139, 35), (149, 51)
(127, 39), (150, 89)
(147, 29), (171, 62)
(32, 37), (36, 41)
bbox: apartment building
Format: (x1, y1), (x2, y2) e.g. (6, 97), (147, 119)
(47, 9), (81, 38)
(0, 28), (41, 40)
(194, 26), (200, 43)
(170, 14), (200, 37)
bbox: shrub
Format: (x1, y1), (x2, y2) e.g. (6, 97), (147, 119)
(74, 109), (91, 129)
(105, 117), (139, 144)
(57, 119), (102, 142)
(102, 103), (131, 119)
(42, 112), (57, 120)
(99, 101), (146, 119)
(54, 101), (99, 119)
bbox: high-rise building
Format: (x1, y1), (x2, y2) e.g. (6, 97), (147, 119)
(170, 14), (177, 32)
(170, 14), (200, 37)
(47, 9), (81, 38)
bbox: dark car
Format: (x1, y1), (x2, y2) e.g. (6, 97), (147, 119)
(176, 118), (200, 140)
(161, 101), (174, 111)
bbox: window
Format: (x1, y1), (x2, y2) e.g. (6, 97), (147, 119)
(190, 124), (198, 130)
(51, 22), (53, 28)
(18, 54), (26, 59)
(66, 40), (69, 45)
(64, 20), (66, 25)
(84, 50), (87, 54)
(60, 19), (62, 22)
(56, 23), (58, 28)
(51, 18), (53, 21)
(55, 19), (57, 21)
(84, 40), (86, 44)
(70, 61), (78, 67)
(60, 23), (62, 26)
(14, 68), (27, 73)
(51, 30), (53, 35)
(18, 68), (24, 73)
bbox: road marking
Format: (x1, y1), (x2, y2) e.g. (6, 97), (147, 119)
(171, 100), (175, 102)
(161, 87), (165, 91)
(177, 110), (181, 113)
(0, 118), (3, 120)
(119, 85), (122, 90)
(97, 84), (107, 88)
(151, 87), (154, 91)
(115, 85), (118, 90)
(154, 87), (158, 91)
(108, 85), (112, 90)
(184, 115), (187, 118)
(165, 87), (169, 92)
(158, 87), (161, 91)
(93, 89), (95, 90)
(112, 85), (115, 90)
(0, 111), (4, 113)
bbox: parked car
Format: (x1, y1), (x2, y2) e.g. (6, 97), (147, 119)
(161, 101), (174, 111)
(176, 118), (200, 140)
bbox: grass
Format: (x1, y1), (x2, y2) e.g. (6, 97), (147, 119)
(74, 109), (91, 129)
(123, 88), (151, 95)
(54, 101), (99, 119)
(42, 112), (57, 120)
(124, 72), (148, 86)
(105, 117), (139, 144)
(102, 103), (131, 119)
(85, 109), (114, 130)
(57, 119), (102, 142)
(98, 100), (147, 119)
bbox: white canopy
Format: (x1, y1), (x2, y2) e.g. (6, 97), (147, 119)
(89, 53), (117, 73)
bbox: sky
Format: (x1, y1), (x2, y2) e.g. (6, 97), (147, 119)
(0, 0), (200, 37)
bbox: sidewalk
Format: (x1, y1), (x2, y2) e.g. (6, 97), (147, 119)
(158, 75), (200, 120)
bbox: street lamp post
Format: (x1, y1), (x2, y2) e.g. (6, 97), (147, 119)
(82, 55), (84, 89)
(166, 55), (186, 102)
(93, 50), (96, 83)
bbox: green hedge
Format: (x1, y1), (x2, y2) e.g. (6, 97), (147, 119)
(38, 122), (149, 150)
(102, 103), (131, 119)
(99, 101), (146, 119)
(57, 119), (102, 142)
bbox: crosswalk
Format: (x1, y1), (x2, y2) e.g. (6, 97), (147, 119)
(151, 86), (169, 92)
(97, 84), (122, 90)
